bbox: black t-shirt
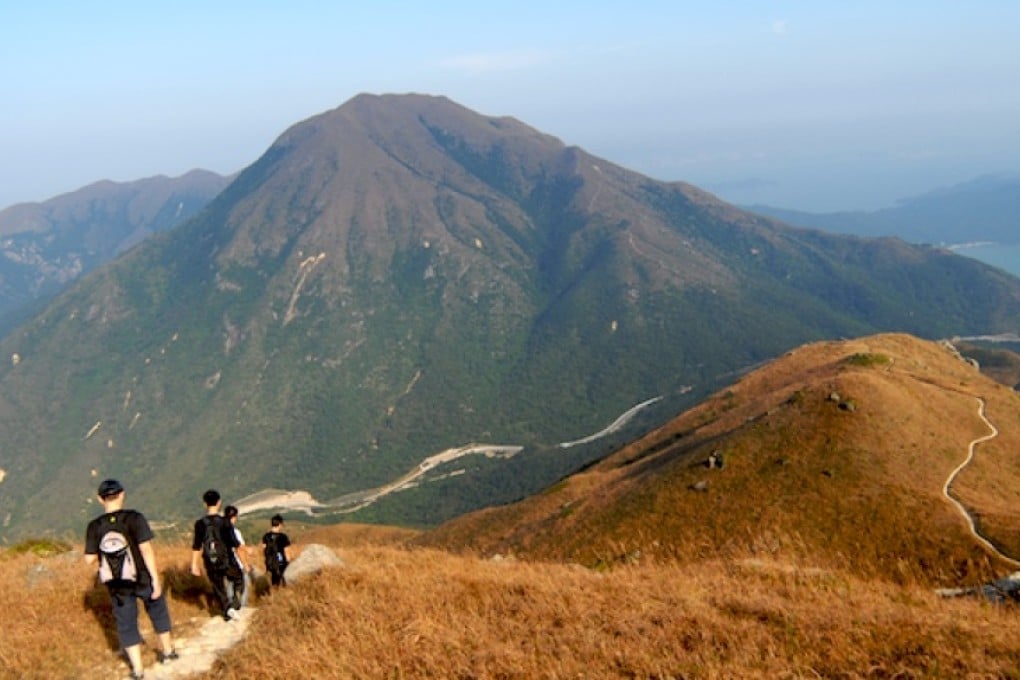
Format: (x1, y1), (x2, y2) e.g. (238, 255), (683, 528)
(192, 514), (240, 561)
(262, 531), (291, 565)
(84, 509), (153, 587)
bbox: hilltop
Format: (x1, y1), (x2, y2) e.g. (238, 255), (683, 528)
(421, 333), (1020, 583)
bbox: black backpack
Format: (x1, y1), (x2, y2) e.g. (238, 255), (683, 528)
(201, 515), (231, 567)
(97, 511), (139, 585)
(264, 533), (287, 573)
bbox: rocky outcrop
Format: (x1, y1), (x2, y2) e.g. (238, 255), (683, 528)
(284, 543), (344, 584)
(936, 571), (1020, 603)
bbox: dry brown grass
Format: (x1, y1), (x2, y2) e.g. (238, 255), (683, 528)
(5, 526), (1020, 679)
(0, 540), (211, 679)
(214, 545), (1020, 679)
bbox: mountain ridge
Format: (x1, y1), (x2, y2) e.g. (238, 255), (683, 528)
(0, 169), (229, 335)
(746, 173), (1020, 246)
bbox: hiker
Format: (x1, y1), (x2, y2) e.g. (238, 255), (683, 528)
(224, 504), (252, 608)
(190, 489), (244, 620)
(261, 513), (293, 587)
(84, 479), (178, 679)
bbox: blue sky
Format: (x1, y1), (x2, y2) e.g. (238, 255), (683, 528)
(2, 1), (1018, 211)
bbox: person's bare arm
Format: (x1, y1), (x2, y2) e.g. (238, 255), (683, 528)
(234, 546), (248, 571)
(191, 549), (202, 577)
(138, 540), (162, 600)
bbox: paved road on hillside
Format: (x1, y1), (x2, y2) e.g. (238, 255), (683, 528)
(942, 397), (1020, 568)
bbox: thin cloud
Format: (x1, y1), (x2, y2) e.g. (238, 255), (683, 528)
(435, 49), (552, 74)
(771, 19), (789, 35)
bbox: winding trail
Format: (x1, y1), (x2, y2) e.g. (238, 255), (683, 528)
(942, 397), (1020, 568)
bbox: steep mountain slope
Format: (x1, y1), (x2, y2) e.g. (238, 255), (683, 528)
(956, 339), (1020, 389)
(420, 333), (1020, 583)
(747, 173), (1020, 245)
(0, 170), (229, 335)
(2, 94), (1020, 538)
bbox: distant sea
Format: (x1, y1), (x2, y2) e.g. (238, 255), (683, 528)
(949, 243), (1020, 278)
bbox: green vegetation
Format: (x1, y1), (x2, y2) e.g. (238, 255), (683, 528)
(3, 94), (1020, 539)
(4, 538), (73, 557)
(845, 352), (891, 367)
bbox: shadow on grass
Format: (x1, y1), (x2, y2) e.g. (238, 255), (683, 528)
(81, 563), (227, 653)
(163, 564), (280, 612)
(162, 564), (221, 615)
(252, 571), (273, 598)
(82, 580), (119, 652)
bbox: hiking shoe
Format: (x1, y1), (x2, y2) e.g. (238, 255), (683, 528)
(157, 649), (179, 664)
(129, 671), (144, 680)
(225, 607), (239, 621)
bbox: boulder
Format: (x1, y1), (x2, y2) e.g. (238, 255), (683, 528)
(284, 543), (344, 584)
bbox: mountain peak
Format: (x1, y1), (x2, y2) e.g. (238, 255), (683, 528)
(2, 97), (1020, 538)
(270, 92), (565, 168)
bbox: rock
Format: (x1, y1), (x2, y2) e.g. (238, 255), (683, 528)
(284, 543), (344, 584)
(25, 563), (52, 588)
(937, 571), (1020, 603)
(689, 480), (708, 492)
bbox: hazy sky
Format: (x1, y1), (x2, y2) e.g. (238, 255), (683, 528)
(2, 1), (1018, 212)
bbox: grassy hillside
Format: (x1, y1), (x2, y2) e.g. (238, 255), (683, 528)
(5, 523), (1020, 678)
(420, 334), (1020, 585)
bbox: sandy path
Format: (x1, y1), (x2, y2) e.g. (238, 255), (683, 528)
(942, 397), (1020, 567)
(109, 606), (256, 679)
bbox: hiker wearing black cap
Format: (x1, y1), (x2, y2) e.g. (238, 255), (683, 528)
(84, 479), (177, 680)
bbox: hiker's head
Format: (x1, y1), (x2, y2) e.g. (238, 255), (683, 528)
(202, 489), (221, 509)
(271, 513), (284, 528)
(224, 505), (239, 522)
(97, 478), (124, 500)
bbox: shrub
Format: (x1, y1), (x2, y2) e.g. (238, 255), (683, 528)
(845, 352), (891, 367)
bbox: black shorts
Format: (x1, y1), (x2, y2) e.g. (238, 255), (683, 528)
(108, 583), (172, 647)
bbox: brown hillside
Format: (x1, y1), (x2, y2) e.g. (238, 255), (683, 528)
(420, 333), (1020, 585)
(7, 527), (1020, 678)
